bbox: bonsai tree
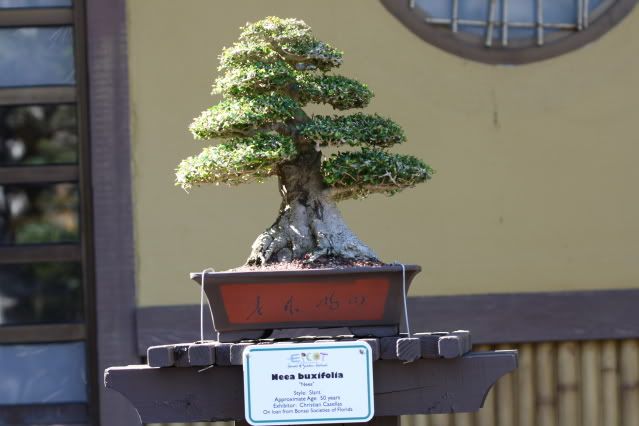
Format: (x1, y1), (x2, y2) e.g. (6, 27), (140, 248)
(176, 17), (433, 266)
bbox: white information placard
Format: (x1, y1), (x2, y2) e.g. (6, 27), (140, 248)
(243, 341), (374, 425)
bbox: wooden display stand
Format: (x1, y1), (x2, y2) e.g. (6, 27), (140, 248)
(106, 266), (517, 424)
(106, 330), (517, 424)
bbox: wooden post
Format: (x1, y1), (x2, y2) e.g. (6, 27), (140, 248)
(558, 341), (579, 426)
(620, 340), (639, 426)
(581, 341), (601, 426)
(536, 342), (557, 426)
(453, 412), (473, 426)
(410, 414), (430, 426)
(475, 345), (496, 426)
(518, 343), (535, 426)
(429, 414), (450, 426)
(496, 344), (516, 426)
(400, 415), (413, 426)
(601, 340), (619, 426)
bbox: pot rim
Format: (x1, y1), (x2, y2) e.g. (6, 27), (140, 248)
(190, 263), (421, 283)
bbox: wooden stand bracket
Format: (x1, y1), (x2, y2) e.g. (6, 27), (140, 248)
(106, 330), (517, 424)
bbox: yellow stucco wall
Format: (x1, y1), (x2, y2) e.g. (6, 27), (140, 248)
(127, 0), (639, 306)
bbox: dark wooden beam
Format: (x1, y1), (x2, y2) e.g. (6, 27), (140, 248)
(404, 289), (639, 344)
(0, 7), (73, 27)
(136, 288), (639, 354)
(71, 0), (100, 423)
(0, 244), (81, 264)
(0, 323), (85, 344)
(0, 403), (87, 425)
(0, 86), (75, 106)
(105, 351), (517, 423)
(85, 0), (139, 424)
(0, 165), (78, 184)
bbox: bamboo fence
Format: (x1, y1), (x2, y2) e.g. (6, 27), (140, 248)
(147, 339), (639, 426)
(402, 340), (639, 426)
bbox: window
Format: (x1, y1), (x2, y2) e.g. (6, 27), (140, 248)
(380, 0), (637, 64)
(0, 26), (75, 86)
(0, 1), (94, 425)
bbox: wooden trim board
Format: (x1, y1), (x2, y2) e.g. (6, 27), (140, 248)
(0, 244), (81, 264)
(137, 288), (639, 354)
(0, 7), (73, 27)
(0, 323), (85, 344)
(0, 86), (75, 105)
(84, 0), (139, 424)
(404, 289), (639, 344)
(0, 403), (87, 425)
(0, 165), (78, 184)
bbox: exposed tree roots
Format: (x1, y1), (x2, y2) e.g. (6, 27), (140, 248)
(246, 193), (378, 266)
(246, 151), (378, 266)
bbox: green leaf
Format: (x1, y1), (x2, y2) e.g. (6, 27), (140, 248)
(220, 17), (343, 72)
(299, 113), (406, 148)
(175, 133), (297, 189)
(322, 148), (433, 200)
(189, 94), (299, 140)
(219, 41), (281, 70)
(179, 16), (433, 204)
(296, 74), (373, 110)
(213, 61), (296, 97)
(214, 64), (371, 112)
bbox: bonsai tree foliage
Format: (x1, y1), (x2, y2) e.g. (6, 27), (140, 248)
(176, 17), (433, 266)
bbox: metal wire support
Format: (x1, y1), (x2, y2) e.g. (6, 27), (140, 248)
(485, 0), (499, 47)
(583, 0), (590, 27)
(400, 263), (412, 338)
(452, 0), (459, 32)
(502, 0), (510, 45)
(536, 0), (545, 46)
(199, 267), (216, 342)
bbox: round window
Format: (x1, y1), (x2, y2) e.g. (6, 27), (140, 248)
(381, 0), (637, 64)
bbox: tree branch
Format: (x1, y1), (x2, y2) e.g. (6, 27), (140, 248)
(299, 113), (406, 148)
(321, 149), (434, 200)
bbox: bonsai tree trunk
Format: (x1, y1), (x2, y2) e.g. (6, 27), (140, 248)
(247, 148), (378, 265)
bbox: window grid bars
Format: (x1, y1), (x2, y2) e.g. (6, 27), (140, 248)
(537, 0), (544, 45)
(584, 0), (590, 27)
(419, 0), (593, 47)
(0, 4), (81, 263)
(485, 0), (498, 46)
(502, 0), (509, 45)
(0, 0), (91, 345)
(452, 0), (459, 32)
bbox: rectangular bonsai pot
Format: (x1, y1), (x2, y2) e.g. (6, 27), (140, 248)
(190, 264), (420, 332)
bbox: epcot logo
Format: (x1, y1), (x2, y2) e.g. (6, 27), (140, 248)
(288, 352), (329, 367)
